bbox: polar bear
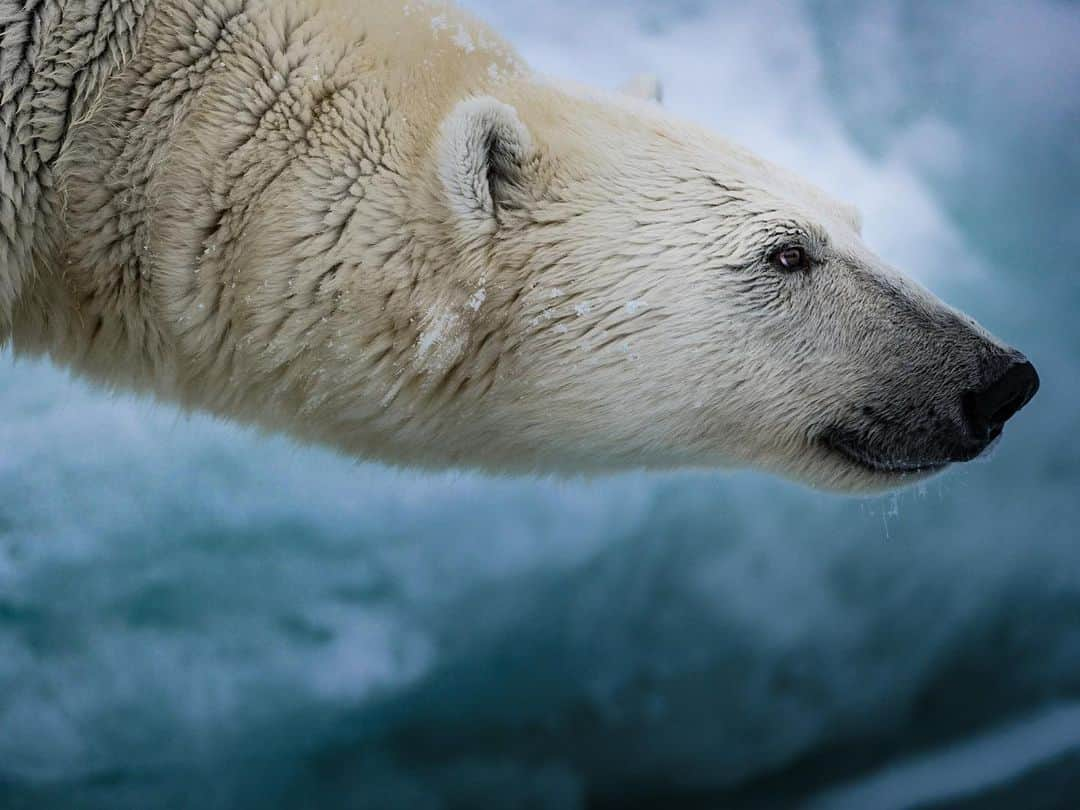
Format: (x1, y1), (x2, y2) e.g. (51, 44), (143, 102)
(0, 0), (1038, 491)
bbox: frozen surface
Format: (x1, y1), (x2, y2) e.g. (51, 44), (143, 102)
(1, 1), (1078, 807)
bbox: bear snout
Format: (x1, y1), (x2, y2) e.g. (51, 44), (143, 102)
(820, 346), (1040, 479)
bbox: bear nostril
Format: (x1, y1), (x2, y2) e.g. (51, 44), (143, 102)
(962, 359), (1040, 439)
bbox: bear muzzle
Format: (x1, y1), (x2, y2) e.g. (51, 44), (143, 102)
(821, 350), (1040, 478)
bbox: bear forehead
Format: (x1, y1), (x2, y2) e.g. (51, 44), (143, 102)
(550, 89), (865, 238)
(697, 152), (864, 236)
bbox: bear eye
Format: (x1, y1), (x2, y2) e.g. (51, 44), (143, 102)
(771, 245), (810, 272)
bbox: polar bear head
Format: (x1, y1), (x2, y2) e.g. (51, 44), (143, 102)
(428, 90), (1038, 491)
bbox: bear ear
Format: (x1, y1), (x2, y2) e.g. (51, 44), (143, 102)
(619, 74), (663, 104)
(437, 97), (533, 228)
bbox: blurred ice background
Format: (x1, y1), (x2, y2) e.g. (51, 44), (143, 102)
(1, 1), (1078, 808)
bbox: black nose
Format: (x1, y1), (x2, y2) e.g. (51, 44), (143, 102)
(963, 359), (1040, 440)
